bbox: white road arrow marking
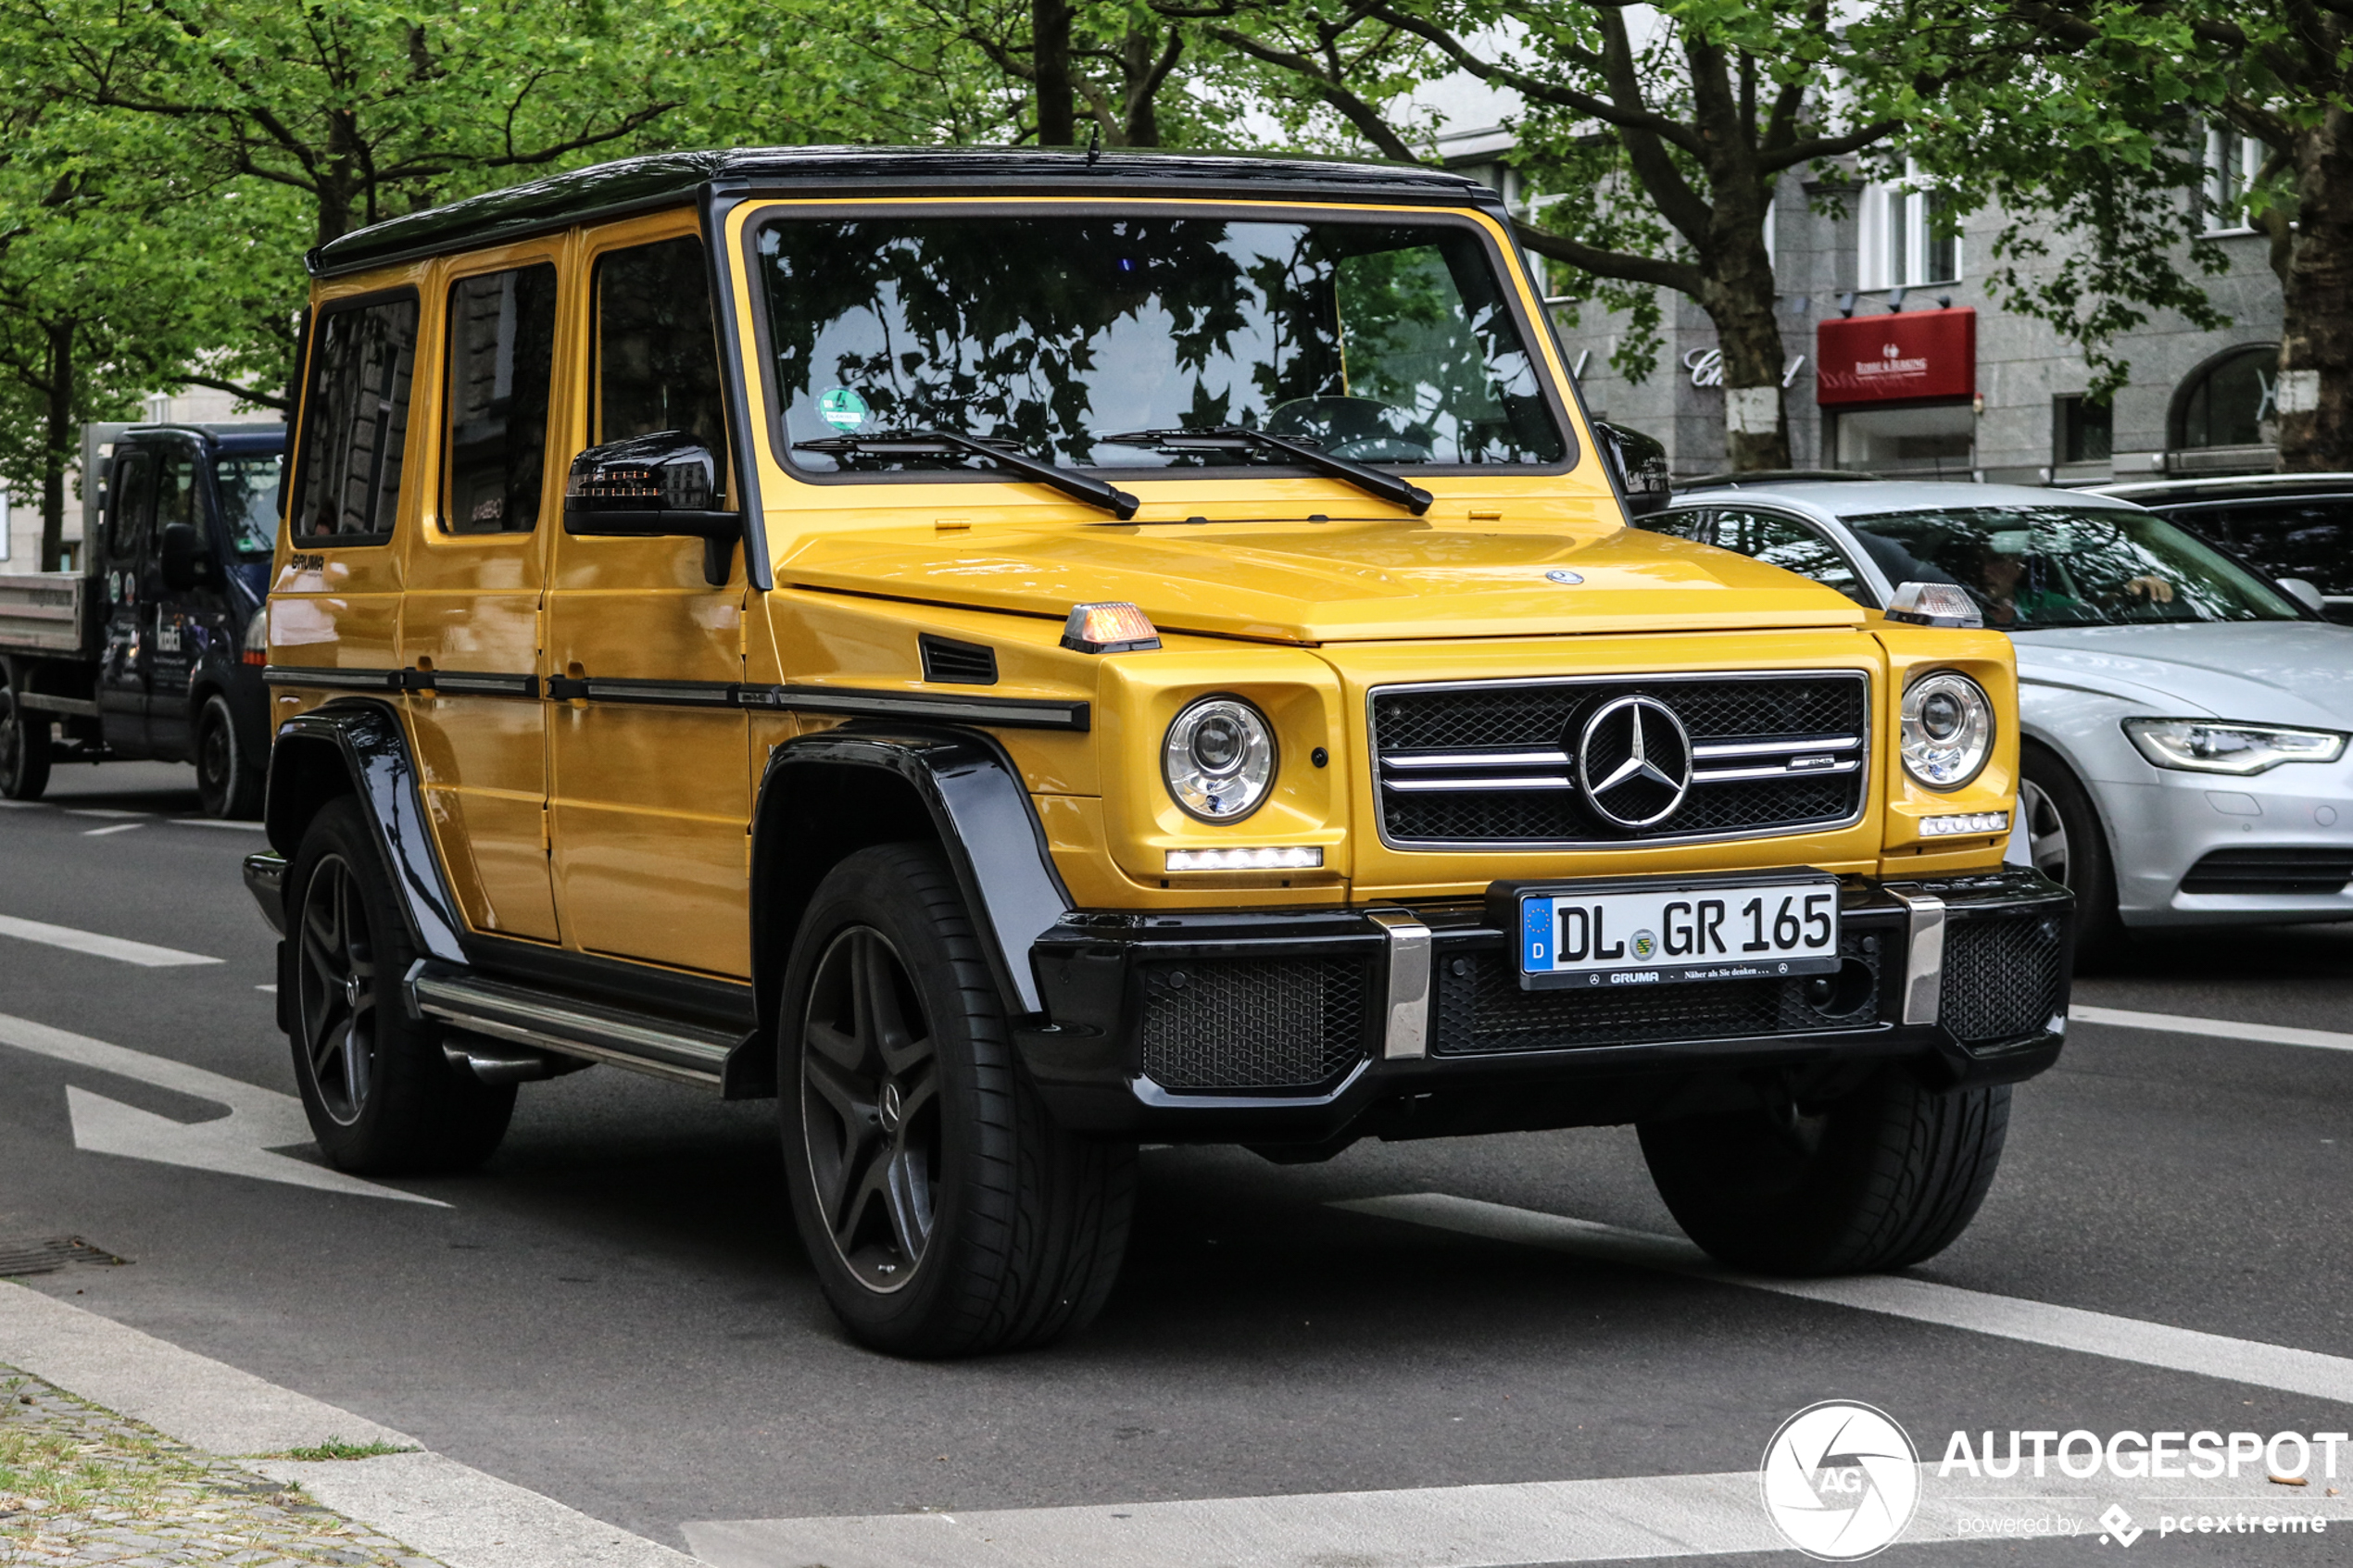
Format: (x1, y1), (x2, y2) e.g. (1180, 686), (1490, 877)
(0, 1010), (446, 1207)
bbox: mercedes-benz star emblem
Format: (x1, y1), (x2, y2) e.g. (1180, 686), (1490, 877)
(1576, 694), (1692, 829)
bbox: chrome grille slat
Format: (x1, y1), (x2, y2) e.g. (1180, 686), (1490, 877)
(1369, 671), (1871, 848)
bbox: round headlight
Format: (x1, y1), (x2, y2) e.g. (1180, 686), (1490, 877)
(1901, 671), (1994, 790)
(1163, 696), (1277, 822)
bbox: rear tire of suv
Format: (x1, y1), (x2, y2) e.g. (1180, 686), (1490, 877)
(195, 693), (264, 820)
(779, 843), (1136, 1358)
(2019, 745), (2122, 965)
(0, 681), (50, 802)
(286, 797), (515, 1174)
(1638, 1068), (2011, 1275)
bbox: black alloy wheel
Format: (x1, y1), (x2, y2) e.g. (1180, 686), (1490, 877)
(0, 682), (51, 801)
(799, 926), (942, 1291)
(295, 850), (377, 1125)
(194, 693), (263, 819)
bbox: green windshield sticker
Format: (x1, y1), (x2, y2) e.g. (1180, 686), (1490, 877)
(818, 388), (869, 431)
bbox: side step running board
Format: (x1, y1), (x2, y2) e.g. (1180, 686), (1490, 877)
(408, 967), (746, 1091)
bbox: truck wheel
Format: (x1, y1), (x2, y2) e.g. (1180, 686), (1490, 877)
(194, 693), (264, 820)
(1639, 1068), (2011, 1275)
(287, 797), (513, 1173)
(779, 843), (1135, 1357)
(2020, 745), (2121, 964)
(0, 681), (51, 801)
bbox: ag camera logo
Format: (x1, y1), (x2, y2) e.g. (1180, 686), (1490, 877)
(1761, 1401), (1920, 1560)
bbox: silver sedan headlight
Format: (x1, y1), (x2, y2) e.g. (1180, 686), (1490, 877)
(1163, 696), (1277, 822)
(1900, 671), (1995, 790)
(2122, 717), (2347, 775)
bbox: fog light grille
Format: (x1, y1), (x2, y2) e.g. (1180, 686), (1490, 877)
(1940, 912), (2066, 1045)
(1139, 957), (1367, 1093)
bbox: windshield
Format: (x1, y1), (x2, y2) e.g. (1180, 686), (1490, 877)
(754, 214), (1567, 475)
(214, 453), (284, 557)
(1843, 504), (2301, 629)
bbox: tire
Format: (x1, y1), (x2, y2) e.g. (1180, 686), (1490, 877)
(194, 692), (264, 820)
(0, 679), (50, 802)
(286, 797), (514, 1173)
(2019, 744), (2122, 964)
(1639, 1068), (2011, 1275)
(779, 842), (1135, 1357)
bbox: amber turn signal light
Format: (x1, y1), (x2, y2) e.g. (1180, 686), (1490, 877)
(1062, 601), (1161, 654)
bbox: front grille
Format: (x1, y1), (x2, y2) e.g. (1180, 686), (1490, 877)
(2180, 847), (2353, 896)
(1372, 672), (1869, 847)
(1939, 911), (2066, 1045)
(1431, 932), (1881, 1056)
(1139, 956), (1368, 1093)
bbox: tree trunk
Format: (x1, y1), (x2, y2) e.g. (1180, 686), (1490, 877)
(2278, 106), (2353, 470)
(1032, 0), (1076, 145)
(39, 318), (73, 574)
(1699, 238), (1791, 471)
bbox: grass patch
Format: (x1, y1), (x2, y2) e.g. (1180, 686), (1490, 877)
(267, 1438), (415, 1462)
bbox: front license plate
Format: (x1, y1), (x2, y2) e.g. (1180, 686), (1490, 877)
(1517, 875), (1841, 990)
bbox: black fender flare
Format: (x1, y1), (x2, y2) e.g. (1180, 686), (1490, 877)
(750, 724), (1073, 1036)
(262, 699), (467, 966)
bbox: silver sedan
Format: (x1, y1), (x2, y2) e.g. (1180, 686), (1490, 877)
(1649, 480), (2353, 956)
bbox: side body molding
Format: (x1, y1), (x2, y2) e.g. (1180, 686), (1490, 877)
(261, 700), (468, 965)
(751, 726), (1073, 1024)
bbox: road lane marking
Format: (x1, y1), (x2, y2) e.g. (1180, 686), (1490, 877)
(0, 913), (221, 967)
(62, 808), (146, 819)
(82, 822), (145, 837)
(2071, 1003), (2353, 1054)
(1336, 1194), (2353, 1407)
(171, 818), (268, 831)
(0, 1010), (443, 1206)
(0, 1283), (697, 1568)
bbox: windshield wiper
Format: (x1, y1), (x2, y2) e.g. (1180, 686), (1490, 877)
(793, 428), (1139, 520)
(1099, 427), (1433, 516)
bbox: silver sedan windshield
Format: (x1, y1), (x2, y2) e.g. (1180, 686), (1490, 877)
(1843, 505), (2300, 630)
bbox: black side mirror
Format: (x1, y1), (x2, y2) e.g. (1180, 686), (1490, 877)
(562, 432), (743, 586)
(1593, 420), (1672, 519)
(158, 521), (211, 592)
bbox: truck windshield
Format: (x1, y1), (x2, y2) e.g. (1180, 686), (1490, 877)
(754, 215), (1567, 474)
(215, 454), (284, 557)
(1844, 505), (2302, 630)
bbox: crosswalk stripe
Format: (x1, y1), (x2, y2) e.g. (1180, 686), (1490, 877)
(0, 912), (221, 967)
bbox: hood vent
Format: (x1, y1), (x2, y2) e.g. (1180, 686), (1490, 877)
(919, 634), (999, 685)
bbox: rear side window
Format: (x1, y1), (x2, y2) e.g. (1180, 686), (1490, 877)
(2181, 498), (2353, 595)
(594, 237), (726, 457)
(293, 295), (419, 543)
(444, 263), (559, 534)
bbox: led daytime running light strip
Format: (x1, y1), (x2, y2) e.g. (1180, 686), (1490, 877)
(1919, 810), (2009, 836)
(1164, 846), (1323, 871)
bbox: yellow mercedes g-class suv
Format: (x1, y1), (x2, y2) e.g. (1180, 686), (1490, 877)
(245, 148), (2069, 1356)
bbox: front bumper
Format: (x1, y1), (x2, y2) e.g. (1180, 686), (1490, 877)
(1017, 868), (2073, 1141)
(2099, 771), (2353, 927)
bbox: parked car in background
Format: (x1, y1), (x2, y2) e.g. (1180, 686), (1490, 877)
(0, 422), (283, 816)
(1648, 481), (2353, 956)
(2091, 473), (2353, 623)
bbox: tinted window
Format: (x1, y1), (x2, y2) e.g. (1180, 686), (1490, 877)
(215, 454), (283, 557)
(1844, 504), (2299, 628)
(294, 296), (419, 541)
(157, 448), (198, 539)
(1641, 508), (1713, 543)
(1713, 508), (1869, 605)
(107, 451), (154, 565)
(755, 216), (1566, 471)
(444, 264), (558, 534)
(2173, 498), (2353, 596)
(596, 237), (725, 457)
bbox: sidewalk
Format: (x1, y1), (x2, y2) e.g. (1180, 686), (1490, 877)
(0, 1361), (437, 1566)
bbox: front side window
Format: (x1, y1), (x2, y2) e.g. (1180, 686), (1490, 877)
(1844, 505), (2300, 629)
(156, 449), (198, 537)
(444, 263), (559, 534)
(1713, 508), (1868, 605)
(596, 236), (726, 456)
(755, 214), (1567, 475)
(214, 454), (283, 557)
(107, 450), (155, 565)
(293, 295), (419, 542)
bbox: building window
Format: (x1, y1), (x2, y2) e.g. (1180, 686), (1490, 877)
(2054, 395), (2113, 465)
(1857, 161), (1960, 291)
(2172, 344), (2279, 450)
(1832, 404), (1974, 475)
(2204, 126), (2264, 234)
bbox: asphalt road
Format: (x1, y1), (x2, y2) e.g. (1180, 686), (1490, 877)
(3, 759), (2349, 1565)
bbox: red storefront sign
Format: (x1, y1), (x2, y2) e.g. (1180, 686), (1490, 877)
(1816, 307), (1976, 407)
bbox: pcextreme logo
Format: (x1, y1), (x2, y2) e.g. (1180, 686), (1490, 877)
(1760, 1400), (1921, 1560)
